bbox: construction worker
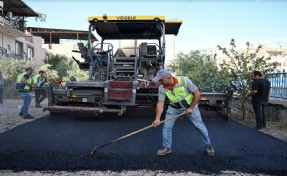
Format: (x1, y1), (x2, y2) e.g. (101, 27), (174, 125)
(33, 70), (47, 108)
(245, 71), (271, 131)
(76, 76), (83, 82)
(69, 76), (77, 82)
(84, 37), (102, 51)
(16, 67), (34, 119)
(84, 37), (96, 49)
(152, 69), (215, 156)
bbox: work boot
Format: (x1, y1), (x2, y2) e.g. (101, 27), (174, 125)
(19, 112), (24, 117)
(23, 115), (34, 119)
(206, 146), (215, 156)
(157, 148), (171, 156)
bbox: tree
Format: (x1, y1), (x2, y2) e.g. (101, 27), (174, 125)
(12, 12), (46, 32)
(44, 54), (72, 79)
(217, 39), (278, 119)
(168, 50), (229, 92)
(44, 54), (88, 80)
(0, 57), (23, 98)
(35, 12), (47, 22)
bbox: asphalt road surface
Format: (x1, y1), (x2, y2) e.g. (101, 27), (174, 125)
(0, 110), (286, 175)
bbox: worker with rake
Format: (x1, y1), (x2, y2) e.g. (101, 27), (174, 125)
(152, 69), (215, 156)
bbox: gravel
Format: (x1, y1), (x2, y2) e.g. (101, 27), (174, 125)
(0, 99), (50, 134)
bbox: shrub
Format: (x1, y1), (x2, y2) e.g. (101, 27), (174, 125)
(0, 57), (25, 98)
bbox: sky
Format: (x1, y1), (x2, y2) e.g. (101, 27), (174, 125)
(25, 0), (287, 55)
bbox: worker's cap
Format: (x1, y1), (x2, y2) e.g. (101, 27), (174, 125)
(152, 69), (172, 82)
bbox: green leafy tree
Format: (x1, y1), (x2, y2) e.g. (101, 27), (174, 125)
(0, 57), (23, 98)
(44, 54), (62, 70)
(0, 56), (35, 99)
(168, 50), (229, 92)
(12, 12), (46, 32)
(44, 54), (73, 79)
(35, 12), (47, 22)
(217, 39), (278, 119)
(44, 54), (88, 80)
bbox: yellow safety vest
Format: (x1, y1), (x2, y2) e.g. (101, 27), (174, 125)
(161, 76), (193, 109)
(33, 74), (45, 89)
(76, 77), (83, 82)
(16, 72), (32, 91)
(33, 74), (40, 83)
(84, 42), (89, 48)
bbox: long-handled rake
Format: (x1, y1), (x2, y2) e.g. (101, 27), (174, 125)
(91, 112), (185, 155)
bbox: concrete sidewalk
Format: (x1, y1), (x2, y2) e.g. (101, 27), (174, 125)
(1, 98), (48, 107)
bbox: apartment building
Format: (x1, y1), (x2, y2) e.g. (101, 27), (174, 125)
(0, 0), (47, 68)
(26, 27), (96, 60)
(260, 44), (287, 72)
(202, 44), (287, 72)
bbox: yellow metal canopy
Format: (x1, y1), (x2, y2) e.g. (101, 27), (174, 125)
(88, 15), (182, 39)
(88, 15), (166, 22)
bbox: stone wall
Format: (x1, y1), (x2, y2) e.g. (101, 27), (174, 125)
(266, 103), (287, 123)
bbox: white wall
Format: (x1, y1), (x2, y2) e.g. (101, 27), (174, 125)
(1, 34), (16, 52)
(1, 32), (47, 68)
(32, 36), (47, 68)
(42, 43), (77, 58)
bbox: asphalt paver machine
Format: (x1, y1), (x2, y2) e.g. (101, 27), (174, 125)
(46, 15), (231, 119)
(46, 15), (182, 116)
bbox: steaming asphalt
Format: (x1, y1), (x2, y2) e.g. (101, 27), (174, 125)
(0, 110), (286, 175)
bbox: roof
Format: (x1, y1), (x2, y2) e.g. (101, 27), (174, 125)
(88, 15), (166, 22)
(2, 0), (38, 17)
(87, 15), (182, 40)
(26, 27), (97, 41)
(165, 20), (182, 36)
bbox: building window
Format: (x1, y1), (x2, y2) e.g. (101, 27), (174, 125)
(27, 47), (34, 59)
(15, 41), (23, 58)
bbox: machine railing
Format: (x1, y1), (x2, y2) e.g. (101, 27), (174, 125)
(266, 73), (287, 99)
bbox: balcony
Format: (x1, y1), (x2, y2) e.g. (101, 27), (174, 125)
(0, 0), (38, 36)
(0, 48), (27, 60)
(0, 16), (26, 38)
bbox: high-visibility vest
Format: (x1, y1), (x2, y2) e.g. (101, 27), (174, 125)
(84, 42), (89, 48)
(160, 76), (194, 109)
(16, 72), (32, 91)
(33, 74), (45, 89)
(76, 77), (83, 82)
(33, 74), (40, 83)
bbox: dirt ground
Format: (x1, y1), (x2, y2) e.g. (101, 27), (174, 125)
(230, 105), (287, 143)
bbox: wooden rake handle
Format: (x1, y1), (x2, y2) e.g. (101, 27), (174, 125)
(91, 112), (186, 155)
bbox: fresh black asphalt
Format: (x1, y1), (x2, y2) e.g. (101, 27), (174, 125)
(0, 110), (286, 175)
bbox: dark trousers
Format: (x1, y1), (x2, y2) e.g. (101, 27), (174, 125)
(0, 88), (3, 104)
(35, 89), (47, 105)
(252, 101), (266, 129)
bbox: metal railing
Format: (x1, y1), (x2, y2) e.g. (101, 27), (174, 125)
(266, 73), (287, 99)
